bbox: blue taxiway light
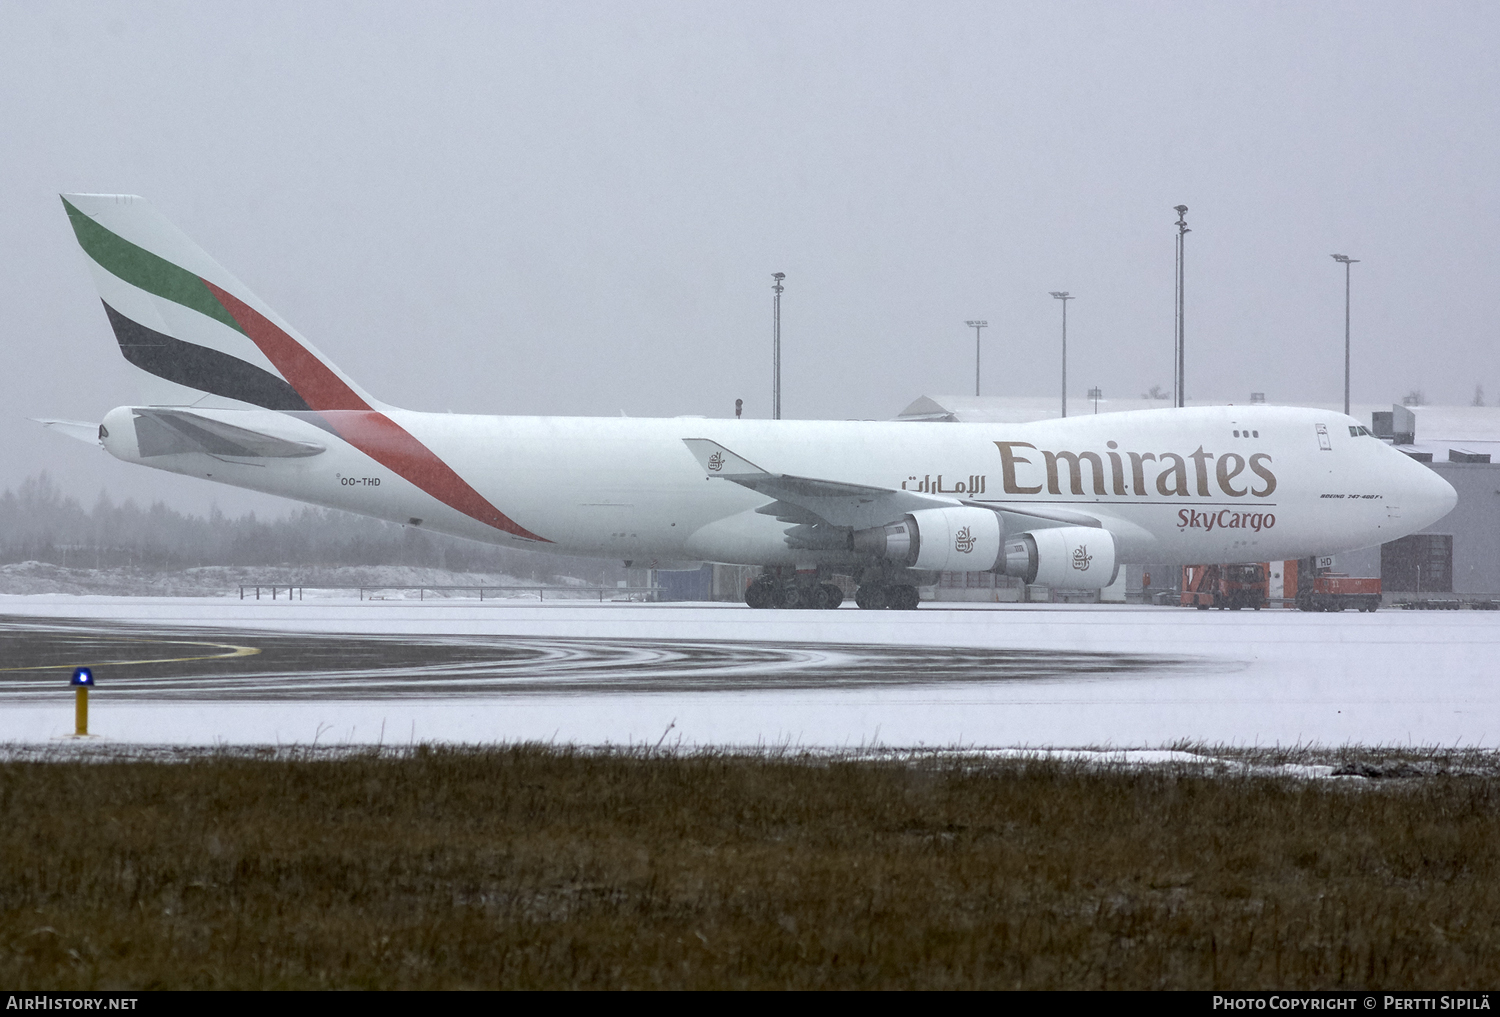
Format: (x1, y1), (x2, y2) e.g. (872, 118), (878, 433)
(70, 667), (94, 687)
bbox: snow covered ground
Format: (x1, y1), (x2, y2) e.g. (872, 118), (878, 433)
(0, 562), (596, 598)
(1, 596), (1496, 748)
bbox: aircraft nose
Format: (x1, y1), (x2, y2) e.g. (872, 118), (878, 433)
(1404, 457), (1457, 530)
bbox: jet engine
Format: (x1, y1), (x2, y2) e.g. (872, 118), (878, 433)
(999, 526), (1116, 589)
(852, 507), (1003, 572)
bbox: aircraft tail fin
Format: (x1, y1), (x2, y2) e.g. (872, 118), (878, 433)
(60, 193), (382, 412)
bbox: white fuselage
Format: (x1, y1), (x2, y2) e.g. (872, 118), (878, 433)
(98, 403), (1457, 568)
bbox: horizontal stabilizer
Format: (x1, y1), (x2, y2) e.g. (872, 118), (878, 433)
(32, 419), (102, 446)
(132, 409), (325, 459)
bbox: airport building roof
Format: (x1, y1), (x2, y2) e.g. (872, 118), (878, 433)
(898, 394), (1391, 425)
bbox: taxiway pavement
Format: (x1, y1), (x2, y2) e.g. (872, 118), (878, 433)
(0, 597), (1492, 747)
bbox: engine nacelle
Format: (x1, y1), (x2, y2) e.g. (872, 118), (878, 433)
(852, 507), (1003, 572)
(1000, 526), (1117, 589)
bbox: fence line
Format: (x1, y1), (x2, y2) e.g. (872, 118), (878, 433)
(238, 584), (662, 602)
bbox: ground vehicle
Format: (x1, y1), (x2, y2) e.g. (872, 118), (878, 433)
(1285, 558), (1381, 612)
(1181, 563), (1268, 610)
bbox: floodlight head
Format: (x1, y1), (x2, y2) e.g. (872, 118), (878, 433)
(1331, 254), (1359, 264)
(1050, 291), (1071, 300)
(771, 272), (785, 280)
(70, 667), (94, 687)
(966, 319), (987, 327)
(1174, 205), (1189, 215)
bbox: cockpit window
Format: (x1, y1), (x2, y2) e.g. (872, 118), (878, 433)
(1349, 425), (1373, 437)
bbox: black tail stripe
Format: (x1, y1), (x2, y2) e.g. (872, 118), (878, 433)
(101, 301), (313, 414)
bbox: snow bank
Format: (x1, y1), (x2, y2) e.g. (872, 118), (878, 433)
(0, 562), (593, 599)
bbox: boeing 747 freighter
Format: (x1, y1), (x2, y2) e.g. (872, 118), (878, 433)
(42, 194), (1457, 609)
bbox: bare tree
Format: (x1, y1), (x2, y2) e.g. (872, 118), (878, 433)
(0, 473), (610, 582)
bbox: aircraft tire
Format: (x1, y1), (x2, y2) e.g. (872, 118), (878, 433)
(819, 583), (844, 609)
(855, 585), (886, 610)
(893, 585), (920, 610)
(780, 586), (803, 609)
(744, 582), (772, 609)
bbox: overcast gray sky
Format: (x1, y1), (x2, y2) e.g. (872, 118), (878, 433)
(3, 0), (1498, 515)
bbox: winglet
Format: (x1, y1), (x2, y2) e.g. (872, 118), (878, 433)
(681, 438), (771, 478)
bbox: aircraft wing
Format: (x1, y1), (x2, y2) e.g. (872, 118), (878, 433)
(681, 438), (1101, 532)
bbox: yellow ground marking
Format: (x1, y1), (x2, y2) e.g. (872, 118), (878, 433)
(0, 637), (261, 672)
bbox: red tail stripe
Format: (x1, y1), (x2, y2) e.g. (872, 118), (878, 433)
(327, 412), (549, 541)
(202, 280), (548, 543)
(203, 282), (371, 412)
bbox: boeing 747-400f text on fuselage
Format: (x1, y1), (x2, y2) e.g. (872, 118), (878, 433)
(40, 194), (1456, 610)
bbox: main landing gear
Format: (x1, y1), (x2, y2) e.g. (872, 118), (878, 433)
(742, 569), (921, 611)
(853, 584), (920, 611)
(744, 577), (845, 610)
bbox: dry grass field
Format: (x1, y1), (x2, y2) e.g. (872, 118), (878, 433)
(3, 745), (1499, 989)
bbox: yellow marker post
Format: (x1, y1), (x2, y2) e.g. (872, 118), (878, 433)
(70, 667), (94, 736)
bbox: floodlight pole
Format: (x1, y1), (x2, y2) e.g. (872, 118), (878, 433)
(772, 273), (785, 420)
(1174, 205), (1189, 408)
(966, 320), (988, 396)
(1332, 254), (1359, 416)
(1050, 292), (1072, 417)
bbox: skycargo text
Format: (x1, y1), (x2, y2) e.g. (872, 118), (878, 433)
(1178, 509), (1276, 532)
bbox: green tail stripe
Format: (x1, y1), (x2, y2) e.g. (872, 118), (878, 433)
(60, 197), (245, 335)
